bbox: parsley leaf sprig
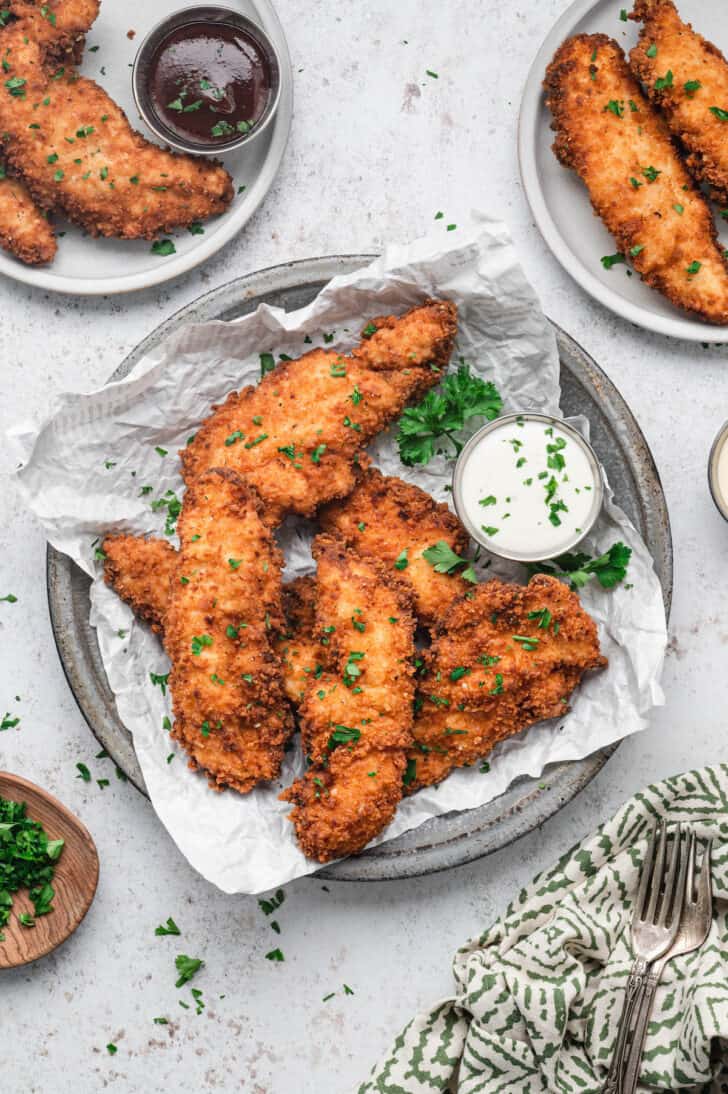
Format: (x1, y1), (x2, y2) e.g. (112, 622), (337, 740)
(529, 541), (632, 591)
(422, 540), (477, 584)
(397, 364), (502, 466)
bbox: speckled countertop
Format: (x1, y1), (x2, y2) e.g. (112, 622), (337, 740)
(2, 2), (727, 1091)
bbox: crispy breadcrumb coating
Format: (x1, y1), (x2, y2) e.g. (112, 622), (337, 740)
(276, 576), (325, 708)
(545, 33), (728, 323)
(630, 0), (728, 204)
(280, 536), (416, 862)
(103, 534), (176, 635)
(0, 2), (233, 241)
(181, 302), (458, 524)
(164, 469), (292, 793)
(0, 168), (56, 264)
(319, 467), (470, 630)
(406, 574), (606, 791)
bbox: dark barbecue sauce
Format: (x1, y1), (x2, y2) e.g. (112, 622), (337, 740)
(149, 21), (271, 146)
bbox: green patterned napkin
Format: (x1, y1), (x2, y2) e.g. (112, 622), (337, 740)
(360, 767), (728, 1093)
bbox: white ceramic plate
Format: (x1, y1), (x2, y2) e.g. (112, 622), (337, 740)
(519, 0), (728, 342)
(0, 0), (292, 295)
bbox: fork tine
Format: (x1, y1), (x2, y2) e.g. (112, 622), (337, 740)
(666, 826), (689, 929)
(685, 830), (697, 903)
(657, 824), (681, 928)
(697, 839), (713, 916)
(633, 824), (658, 925)
(646, 823), (667, 923)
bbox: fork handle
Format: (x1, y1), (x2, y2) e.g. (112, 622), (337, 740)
(601, 960), (649, 1094)
(620, 972), (659, 1094)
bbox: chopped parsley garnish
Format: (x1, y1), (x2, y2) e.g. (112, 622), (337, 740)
(76, 762), (91, 782)
(686, 260), (702, 275)
(646, 43), (657, 57)
(605, 99), (624, 117)
(397, 363), (502, 466)
(601, 253), (625, 269)
(155, 917), (180, 936)
(327, 725), (361, 750)
(684, 79), (701, 95)
(260, 352), (275, 376)
(394, 549), (409, 571)
(151, 239), (176, 257)
(106, 1044), (117, 1056)
(630, 244), (645, 257)
(265, 948), (284, 962)
(642, 165), (661, 182)
(150, 672), (170, 695)
(225, 430), (244, 446)
(0, 593), (17, 603)
(710, 106), (728, 122)
(673, 203), (684, 215)
(362, 322), (377, 338)
(403, 758), (417, 787)
(191, 634), (213, 656)
(258, 889), (285, 916)
(311, 444), (326, 463)
(654, 70), (673, 91)
(0, 794), (64, 937)
(174, 954), (204, 987)
(479, 495), (496, 507)
(422, 540), (477, 583)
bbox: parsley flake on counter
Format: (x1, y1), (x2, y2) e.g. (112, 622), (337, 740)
(175, 954), (204, 987)
(397, 363), (502, 466)
(0, 712), (19, 730)
(76, 762), (91, 782)
(106, 1044), (117, 1056)
(155, 917), (181, 936)
(265, 948), (285, 962)
(0, 593), (17, 603)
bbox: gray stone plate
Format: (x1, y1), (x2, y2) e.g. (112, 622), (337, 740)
(46, 256), (673, 882)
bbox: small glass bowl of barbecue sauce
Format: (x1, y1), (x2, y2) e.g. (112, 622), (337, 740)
(132, 6), (281, 155)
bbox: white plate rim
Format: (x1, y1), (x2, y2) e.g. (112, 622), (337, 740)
(0, 0), (293, 297)
(518, 0), (728, 343)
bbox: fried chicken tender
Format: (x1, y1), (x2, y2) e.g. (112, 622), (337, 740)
(102, 535), (321, 709)
(545, 34), (728, 324)
(181, 302), (458, 524)
(0, 1), (233, 241)
(630, 0), (728, 204)
(0, 168), (56, 264)
(319, 467), (470, 630)
(164, 469), (292, 793)
(280, 535), (416, 862)
(276, 576), (325, 707)
(103, 534), (176, 635)
(406, 574), (606, 791)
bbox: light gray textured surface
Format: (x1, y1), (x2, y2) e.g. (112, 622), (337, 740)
(0, 1), (724, 1091)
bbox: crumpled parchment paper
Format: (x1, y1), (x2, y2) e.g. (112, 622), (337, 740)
(10, 217), (667, 894)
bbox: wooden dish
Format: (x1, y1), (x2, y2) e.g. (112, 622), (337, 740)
(0, 772), (99, 969)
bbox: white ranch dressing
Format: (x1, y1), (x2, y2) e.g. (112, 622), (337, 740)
(453, 415), (602, 561)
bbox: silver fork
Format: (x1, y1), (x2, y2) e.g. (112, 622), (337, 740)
(602, 823), (687, 1094)
(620, 835), (713, 1094)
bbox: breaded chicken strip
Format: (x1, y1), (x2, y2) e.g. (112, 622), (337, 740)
(276, 576), (325, 708)
(103, 534), (176, 635)
(103, 535), (318, 708)
(630, 0), (728, 204)
(181, 302), (458, 524)
(0, 168), (56, 264)
(319, 467), (471, 630)
(405, 575), (606, 791)
(545, 34), (728, 324)
(164, 469), (292, 793)
(280, 535), (416, 862)
(0, 2), (233, 240)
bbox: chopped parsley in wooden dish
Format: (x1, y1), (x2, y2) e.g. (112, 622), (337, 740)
(0, 794), (64, 940)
